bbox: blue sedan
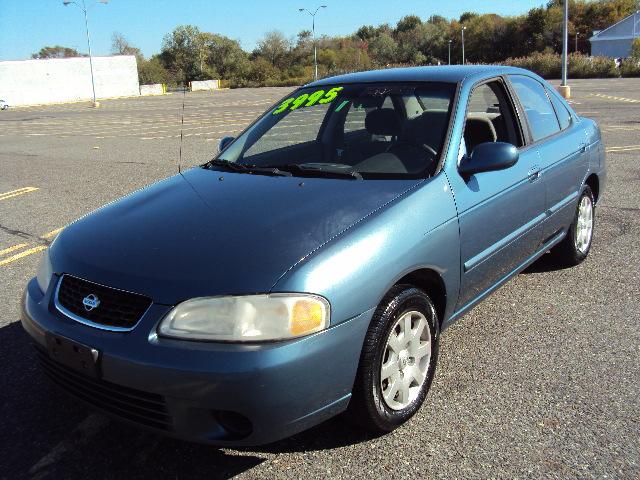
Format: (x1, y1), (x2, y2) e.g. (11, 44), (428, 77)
(22, 65), (605, 445)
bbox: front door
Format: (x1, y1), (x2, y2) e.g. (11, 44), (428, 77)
(446, 79), (546, 312)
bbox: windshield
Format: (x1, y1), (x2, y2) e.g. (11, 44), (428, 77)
(213, 82), (456, 179)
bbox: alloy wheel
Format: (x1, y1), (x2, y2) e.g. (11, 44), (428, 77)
(380, 310), (432, 411)
(575, 195), (593, 254)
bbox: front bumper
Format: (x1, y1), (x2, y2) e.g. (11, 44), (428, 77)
(21, 276), (372, 446)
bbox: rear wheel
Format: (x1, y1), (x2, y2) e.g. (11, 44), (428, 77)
(550, 186), (595, 267)
(347, 285), (439, 432)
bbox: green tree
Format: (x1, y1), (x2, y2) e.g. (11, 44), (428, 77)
(138, 56), (173, 85)
(427, 15), (448, 26)
(111, 32), (143, 61)
(31, 46), (85, 59)
(369, 33), (398, 66)
(297, 30), (312, 48)
(395, 15), (422, 34)
(521, 7), (548, 55)
(159, 25), (202, 84)
(463, 14), (508, 63)
(255, 30), (291, 69)
(148, 0), (640, 87)
(204, 33), (251, 82)
(247, 57), (278, 84)
(355, 25), (377, 42)
(459, 12), (479, 23)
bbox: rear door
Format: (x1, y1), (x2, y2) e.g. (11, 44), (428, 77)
(508, 75), (588, 242)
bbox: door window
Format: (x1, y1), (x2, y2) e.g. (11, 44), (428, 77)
(464, 81), (522, 154)
(509, 75), (561, 142)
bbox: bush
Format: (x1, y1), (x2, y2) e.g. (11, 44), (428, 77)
(502, 52), (621, 79)
(138, 57), (175, 85)
(503, 52), (561, 78)
(581, 55), (618, 78)
(632, 38), (640, 60)
(620, 58), (640, 77)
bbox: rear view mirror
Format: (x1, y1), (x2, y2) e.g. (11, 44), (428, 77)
(459, 142), (519, 177)
(218, 136), (235, 153)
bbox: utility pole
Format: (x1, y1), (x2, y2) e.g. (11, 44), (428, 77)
(63, 0), (108, 108)
(299, 6), (327, 81)
(461, 27), (467, 64)
(559, 0), (571, 98)
(448, 40), (452, 65)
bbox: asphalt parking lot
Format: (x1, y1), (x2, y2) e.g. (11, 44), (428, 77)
(1, 79), (639, 479)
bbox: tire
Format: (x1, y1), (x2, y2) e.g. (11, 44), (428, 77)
(550, 185), (595, 267)
(347, 285), (439, 433)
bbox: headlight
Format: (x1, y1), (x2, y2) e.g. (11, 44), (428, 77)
(158, 294), (330, 342)
(35, 249), (53, 294)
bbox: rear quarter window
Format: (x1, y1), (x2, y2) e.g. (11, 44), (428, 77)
(547, 89), (572, 130)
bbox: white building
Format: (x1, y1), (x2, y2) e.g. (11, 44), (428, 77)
(589, 11), (640, 58)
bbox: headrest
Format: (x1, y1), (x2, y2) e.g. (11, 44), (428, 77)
(465, 117), (497, 143)
(365, 108), (402, 136)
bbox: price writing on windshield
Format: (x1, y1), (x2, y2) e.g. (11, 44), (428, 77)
(273, 87), (344, 115)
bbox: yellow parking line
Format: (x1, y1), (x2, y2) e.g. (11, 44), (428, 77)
(0, 245), (47, 267)
(43, 227), (64, 239)
(0, 187), (39, 201)
(0, 227), (64, 267)
(0, 243), (29, 257)
(606, 146), (640, 153)
(589, 93), (640, 103)
(606, 144), (640, 150)
(608, 143), (640, 148)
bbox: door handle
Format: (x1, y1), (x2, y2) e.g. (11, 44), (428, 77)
(528, 165), (541, 182)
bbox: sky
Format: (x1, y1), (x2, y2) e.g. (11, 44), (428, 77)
(0, 0), (545, 61)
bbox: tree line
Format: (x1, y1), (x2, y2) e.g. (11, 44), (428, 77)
(32, 0), (640, 85)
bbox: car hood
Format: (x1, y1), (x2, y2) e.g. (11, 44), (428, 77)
(50, 167), (420, 305)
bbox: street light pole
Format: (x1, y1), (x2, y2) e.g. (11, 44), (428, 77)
(63, 0), (107, 108)
(448, 40), (452, 65)
(559, 0), (570, 98)
(299, 6), (327, 81)
(461, 27), (467, 64)
(575, 32), (579, 52)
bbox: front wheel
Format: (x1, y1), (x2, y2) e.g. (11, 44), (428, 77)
(550, 186), (595, 267)
(346, 285), (439, 433)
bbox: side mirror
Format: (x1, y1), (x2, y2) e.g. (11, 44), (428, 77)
(459, 142), (519, 177)
(218, 136), (235, 153)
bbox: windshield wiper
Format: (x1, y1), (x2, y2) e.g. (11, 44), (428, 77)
(205, 159), (249, 172)
(245, 165), (292, 177)
(265, 164), (363, 180)
(205, 160), (291, 177)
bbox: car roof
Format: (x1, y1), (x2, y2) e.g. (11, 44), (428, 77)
(307, 65), (534, 87)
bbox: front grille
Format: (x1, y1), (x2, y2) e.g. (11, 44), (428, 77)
(36, 349), (173, 431)
(56, 275), (152, 330)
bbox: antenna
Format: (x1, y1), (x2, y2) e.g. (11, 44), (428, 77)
(178, 84), (186, 173)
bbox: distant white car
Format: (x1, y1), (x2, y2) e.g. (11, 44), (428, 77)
(0, 99), (8, 110)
